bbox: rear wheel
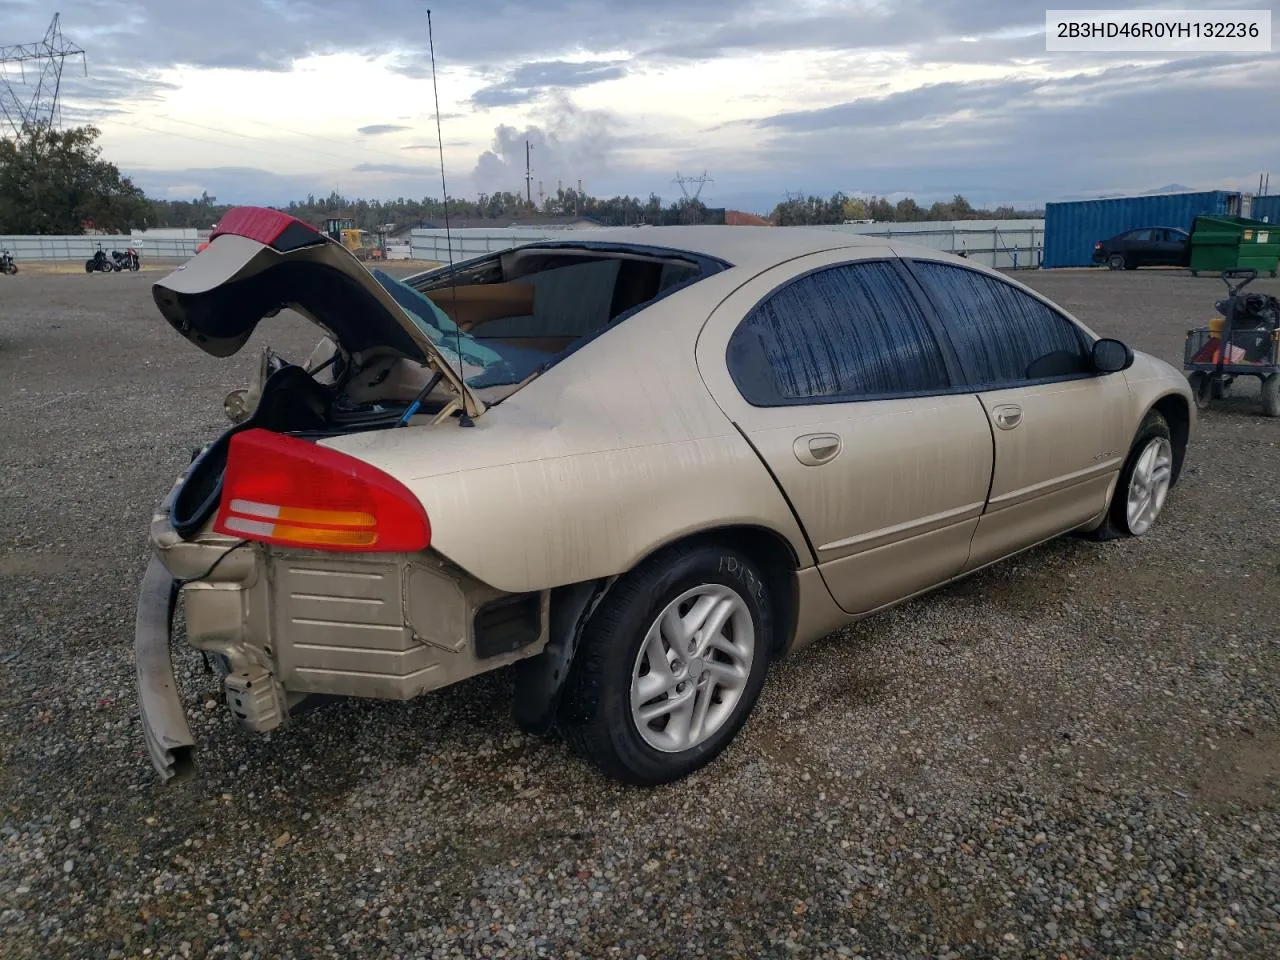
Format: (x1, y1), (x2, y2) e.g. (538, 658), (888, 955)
(1108, 253), (1126, 270)
(559, 542), (774, 786)
(1086, 411), (1174, 541)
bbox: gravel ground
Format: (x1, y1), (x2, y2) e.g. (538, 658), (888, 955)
(1, 264), (1278, 959)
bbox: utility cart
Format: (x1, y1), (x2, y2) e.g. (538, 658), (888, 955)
(1183, 268), (1280, 417)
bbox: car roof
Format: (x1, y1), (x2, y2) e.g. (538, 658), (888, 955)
(519, 225), (890, 269)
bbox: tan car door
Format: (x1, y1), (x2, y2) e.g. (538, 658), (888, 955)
(696, 249), (994, 616)
(901, 257), (1130, 571)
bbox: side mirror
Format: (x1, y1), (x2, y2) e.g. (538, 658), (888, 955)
(1092, 338), (1133, 374)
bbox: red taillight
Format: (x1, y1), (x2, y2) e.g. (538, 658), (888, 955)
(209, 207), (324, 252)
(1094, 241), (1103, 249)
(213, 428), (430, 553)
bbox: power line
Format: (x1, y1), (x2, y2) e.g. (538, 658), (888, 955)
(151, 113), (400, 170)
(113, 113), (446, 184)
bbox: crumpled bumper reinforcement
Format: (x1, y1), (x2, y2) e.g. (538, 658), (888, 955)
(135, 557), (195, 781)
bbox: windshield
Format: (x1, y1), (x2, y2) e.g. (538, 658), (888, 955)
(372, 268), (550, 390)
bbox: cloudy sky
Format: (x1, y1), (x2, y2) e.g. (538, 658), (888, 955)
(4, 0), (1278, 211)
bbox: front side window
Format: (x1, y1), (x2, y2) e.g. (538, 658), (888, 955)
(726, 260), (950, 405)
(910, 261), (1092, 386)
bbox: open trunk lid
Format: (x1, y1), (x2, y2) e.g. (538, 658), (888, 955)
(152, 207), (484, 418)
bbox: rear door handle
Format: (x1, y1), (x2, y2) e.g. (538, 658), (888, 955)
(794, 433), (842, 466)
(992, 403), (1023, 430)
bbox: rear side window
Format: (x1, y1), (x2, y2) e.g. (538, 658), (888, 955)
(726, 260), (950, 405)
(911, 261), (1092, 386)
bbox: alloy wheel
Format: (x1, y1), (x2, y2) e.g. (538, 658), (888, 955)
(629, 584), (755, 753)
(1126, 436), (1173, 535)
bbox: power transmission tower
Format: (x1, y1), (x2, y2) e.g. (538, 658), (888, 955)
(0, 13), (86, 138)
(672, 171), (713, 224)
(672, 170), (713, 202)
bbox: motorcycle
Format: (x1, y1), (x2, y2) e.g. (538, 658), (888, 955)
(0, 250), (16, 275)
(85, 246), (115, 273)
(111, 247), (141, 272)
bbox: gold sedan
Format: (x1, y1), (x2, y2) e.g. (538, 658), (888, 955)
(135, 209), (1194, 786)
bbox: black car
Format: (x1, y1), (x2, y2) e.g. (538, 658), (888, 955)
(1092, 227), (1190, 270)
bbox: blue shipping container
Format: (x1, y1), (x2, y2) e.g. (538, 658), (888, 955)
(1043, 191), (1239, 268)
(1251, 194), (1280, 224)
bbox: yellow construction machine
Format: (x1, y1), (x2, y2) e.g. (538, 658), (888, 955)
(323, 217), (383, 260)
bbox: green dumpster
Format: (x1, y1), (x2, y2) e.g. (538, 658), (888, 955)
(1189, 215), (1280, 277)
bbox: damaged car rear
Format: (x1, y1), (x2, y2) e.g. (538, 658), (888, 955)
(137, 207), (753, 785)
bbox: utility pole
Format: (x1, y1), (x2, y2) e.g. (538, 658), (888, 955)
(525, 140), (533, 207)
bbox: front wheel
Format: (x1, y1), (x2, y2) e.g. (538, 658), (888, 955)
(1086, 411), (1175, 541)
(559, 542), (774, 786)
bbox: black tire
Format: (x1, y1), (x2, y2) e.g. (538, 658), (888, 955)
(1107, 253), (1126, 271)
(559, 542), (775, 786)
(85, 260), (94, 273)
(1262, 374), (1280, 418)
(1187, 371), (1213, 411)
(1085, 410), (1173, 542)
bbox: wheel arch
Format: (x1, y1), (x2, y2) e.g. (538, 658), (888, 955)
(587, 523), (802, 658)
(1150, 392), (1190, 484)
(511, 522), (802, 736)
(631, 523), (801, 658)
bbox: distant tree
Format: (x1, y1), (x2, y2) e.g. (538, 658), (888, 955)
(841, 197), (868, 221)
(0, 124), (149, 234)
(895, 197), (923, 222)
(867, 196), (896, 222)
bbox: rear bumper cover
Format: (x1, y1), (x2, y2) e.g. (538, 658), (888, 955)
(135, 556), (195, 781)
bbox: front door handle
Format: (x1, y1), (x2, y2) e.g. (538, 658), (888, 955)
(794, 433), (842, 466)
(992, 403), (1023, 431)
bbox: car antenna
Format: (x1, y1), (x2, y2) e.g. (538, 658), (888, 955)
(425, 7), (472, 427)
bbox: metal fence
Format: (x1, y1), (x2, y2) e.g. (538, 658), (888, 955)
(813, 220), (1046, 269)
(409, 226), (598, 262)
(0, 234), (199, 261)
(410, 220), (1046, 269)
(6, 221), (1046, 268)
